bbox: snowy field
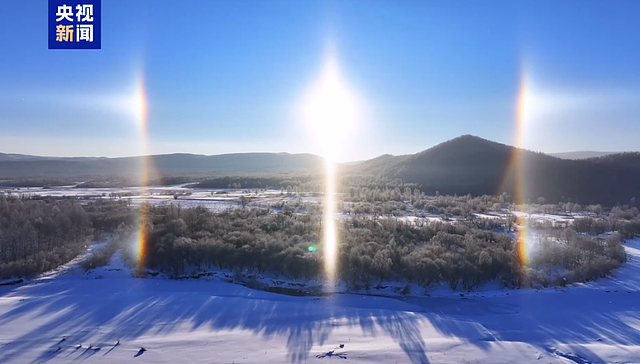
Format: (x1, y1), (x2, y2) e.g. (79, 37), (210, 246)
(1, 239), (640, 363)
(1, 185), (590, 225)
(0, 185), (302, 212)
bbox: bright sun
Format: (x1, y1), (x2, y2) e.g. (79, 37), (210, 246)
(302, 55), (359, 163)
(301, 53), (360, 285)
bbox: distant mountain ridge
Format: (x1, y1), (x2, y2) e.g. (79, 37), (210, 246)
(3, 137), (640, 205)
(549, 151), (618, 160)
(0, 152), (324, 178)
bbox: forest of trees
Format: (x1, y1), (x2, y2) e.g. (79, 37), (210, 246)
(0, 196), (138, 280)
(129, 203), (628, 290)
(1, 184), (637, 292)
(523, 231), (626, 287)
(0, 195), (93, 279)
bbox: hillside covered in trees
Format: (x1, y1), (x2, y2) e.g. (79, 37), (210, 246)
(347, 135), (640, 206)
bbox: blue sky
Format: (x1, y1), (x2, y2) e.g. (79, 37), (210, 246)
(1, 0), (639, 161)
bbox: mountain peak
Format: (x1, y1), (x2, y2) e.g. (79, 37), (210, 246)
(452, 134), (485, 141)
(446, 134), (505, 146)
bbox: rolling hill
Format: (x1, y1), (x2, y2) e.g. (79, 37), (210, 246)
(340, 154), (410, 175)
(0, 152), (324, 179)
(348, 135), (640, 205)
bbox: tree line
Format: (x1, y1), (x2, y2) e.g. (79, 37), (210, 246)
(0, 195), (92, 279)
(0, 195), (136, 279)
(133, 204), (628, 290)
(1, 192), (634, 291)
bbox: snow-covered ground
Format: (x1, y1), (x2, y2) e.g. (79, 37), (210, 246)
(2, 186), (589, 227)
(1, 240), (640, 363)
(0, 186), (303, 212)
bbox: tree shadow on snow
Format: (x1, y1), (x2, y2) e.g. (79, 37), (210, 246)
(0, 280), (435, 363)
(0, 278), (639, 364)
